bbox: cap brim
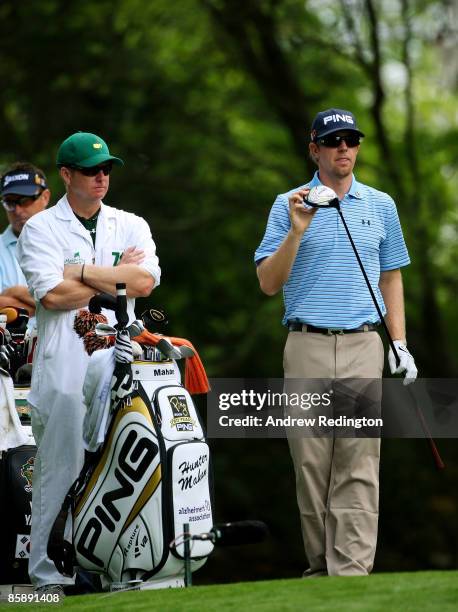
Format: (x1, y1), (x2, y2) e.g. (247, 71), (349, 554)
(61, 154), (124, 168)
(318, 127), (365, 139)
(1, 185), (44, 197)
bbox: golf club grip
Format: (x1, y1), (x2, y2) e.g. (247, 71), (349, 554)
(115, 283), (128, 330)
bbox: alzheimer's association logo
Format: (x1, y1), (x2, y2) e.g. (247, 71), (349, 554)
(21, 457), (35, 493)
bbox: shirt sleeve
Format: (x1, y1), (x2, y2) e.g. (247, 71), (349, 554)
(254, 194), (291, 264)
(128, 216), (161, 287)
(379, 198), (411, 271)
(17, 218), (64, 301)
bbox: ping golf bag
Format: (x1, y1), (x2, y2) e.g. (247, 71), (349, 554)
(49, 285), (213, 587)
(73, 373), (214, 585)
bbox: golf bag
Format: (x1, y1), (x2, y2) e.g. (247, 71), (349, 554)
(0, 378), (35, 585)
(49, 357), (214, 586)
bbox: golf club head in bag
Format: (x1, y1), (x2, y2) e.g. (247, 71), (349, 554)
(141, 308), (169, 335)
(0, 307), (29, 378)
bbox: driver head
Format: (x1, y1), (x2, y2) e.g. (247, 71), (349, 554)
(305, 185), (340, 208)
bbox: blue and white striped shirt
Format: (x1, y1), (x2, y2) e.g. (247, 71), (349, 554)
(254, 172), (410, 328)
(0, 225), (27, 292)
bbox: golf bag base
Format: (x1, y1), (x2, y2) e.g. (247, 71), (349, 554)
(49, 360), (214, 587)
(106, 575), (184, 592)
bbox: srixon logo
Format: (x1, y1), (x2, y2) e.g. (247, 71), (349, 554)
(76, 429), (158, 567)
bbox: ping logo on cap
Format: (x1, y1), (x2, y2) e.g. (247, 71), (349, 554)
(93, 143), (102, 149)
(323, 114), (354, 126)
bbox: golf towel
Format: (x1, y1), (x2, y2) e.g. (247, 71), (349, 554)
(0, 371), (29, 451)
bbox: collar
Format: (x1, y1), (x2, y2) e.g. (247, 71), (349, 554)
(54, 195), (113, 222)
(308, 171), (364, 200)
(1, 225), (18, 248)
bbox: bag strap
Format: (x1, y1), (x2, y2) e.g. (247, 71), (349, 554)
(47, 452), (96, 576)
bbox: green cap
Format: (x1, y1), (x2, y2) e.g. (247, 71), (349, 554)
(56, 132), (124, 168)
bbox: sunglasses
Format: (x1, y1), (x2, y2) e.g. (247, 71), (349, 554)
(316, 134), (362, 148)
(70, 162), (113, 177)
(2, 193), (43, 212)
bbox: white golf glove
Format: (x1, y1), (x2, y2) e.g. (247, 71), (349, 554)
(388, 340), (418, 386)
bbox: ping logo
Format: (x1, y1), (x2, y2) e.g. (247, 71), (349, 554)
(361, 219), (371, 226)
(323, 114), (354, 126)
(151, 309), (166, 322)
(76, 430), (159, 568)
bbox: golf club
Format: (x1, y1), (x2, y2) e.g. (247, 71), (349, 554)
(304, 186), (445, 470)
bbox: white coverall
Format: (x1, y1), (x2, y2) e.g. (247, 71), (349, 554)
(17, 195), (161, 587)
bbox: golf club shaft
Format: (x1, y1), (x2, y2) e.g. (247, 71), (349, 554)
(337, 210), (400, 367)
(337, 208), (445, 470)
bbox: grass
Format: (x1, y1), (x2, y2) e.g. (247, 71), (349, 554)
(0, 571), (457, 611)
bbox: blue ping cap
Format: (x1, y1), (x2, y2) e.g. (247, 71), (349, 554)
(310, 108), (364, 141)
(1, 171), (48, 197)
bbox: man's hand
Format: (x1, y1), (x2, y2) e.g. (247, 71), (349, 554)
(288, 188), (318, 236)
(388, 340), (418, 386)
(118, 246), (145, 266)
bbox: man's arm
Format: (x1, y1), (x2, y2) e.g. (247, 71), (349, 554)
(65, 263), (155, 299)
(0, 285), (36, 313)
(379, 268), (406, 342)
(40, 280), (96, 311)
(0, 285), (35, 308)
(43, 261), (155, 311)
(257, 188), (316, 295)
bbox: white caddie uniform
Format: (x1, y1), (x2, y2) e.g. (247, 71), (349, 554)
(17, 195), (161, 588)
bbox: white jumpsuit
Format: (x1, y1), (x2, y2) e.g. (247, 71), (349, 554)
(17, 195), (161, 587)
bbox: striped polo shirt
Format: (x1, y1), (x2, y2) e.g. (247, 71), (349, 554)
(254, 172), (410, 328)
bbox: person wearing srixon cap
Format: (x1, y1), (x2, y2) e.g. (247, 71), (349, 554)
(255, 108), (416, 576)
(0, 163), (51, 313)
(17, 132), (161, 596)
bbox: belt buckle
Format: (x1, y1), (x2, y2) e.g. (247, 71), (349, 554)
(327, 328), (344, 335)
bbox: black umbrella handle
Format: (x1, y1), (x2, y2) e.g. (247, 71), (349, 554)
(115, 283), (129, 330)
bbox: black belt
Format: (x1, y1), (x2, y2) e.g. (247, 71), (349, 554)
(288, 322), (378, 335)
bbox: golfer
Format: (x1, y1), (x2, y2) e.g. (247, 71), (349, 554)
(254, 109), (416, 576)
(17, 132), (161, 595)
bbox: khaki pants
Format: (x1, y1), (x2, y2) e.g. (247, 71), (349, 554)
(284, 330), (384, 576)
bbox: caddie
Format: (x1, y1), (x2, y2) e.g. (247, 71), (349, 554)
(17, 132), (161, 595)
(255, 108), (417, 576)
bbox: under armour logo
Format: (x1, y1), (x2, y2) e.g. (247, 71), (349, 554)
(361, 219), (371, 226)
